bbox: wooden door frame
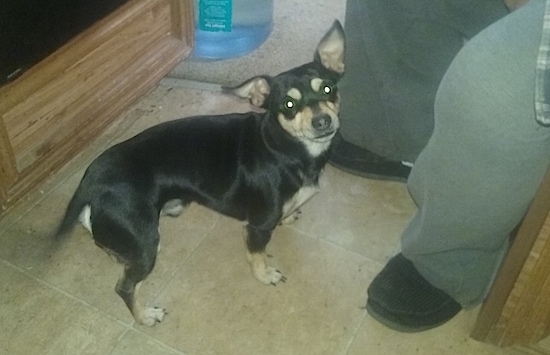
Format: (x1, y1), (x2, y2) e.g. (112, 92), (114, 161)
(472, 168), (550, 347)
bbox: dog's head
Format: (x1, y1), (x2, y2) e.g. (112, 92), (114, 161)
(226, 20), (345, 157)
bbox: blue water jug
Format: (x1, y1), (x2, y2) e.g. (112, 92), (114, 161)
(193, 0), (274, 60)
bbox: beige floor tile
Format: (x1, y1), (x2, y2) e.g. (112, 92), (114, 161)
(0, 261), (127, 355)
(113, 85), (254, 144)
(347, 308), (520, 355)
(292, 166), (416, 264)
(140, 217), (377, 354)
(529, 336), (550, 354)
(0, 170), (213, 323)
(0, 171), (85, 270)
(0, 71), (529, 355)
(110, 329), (185, 355)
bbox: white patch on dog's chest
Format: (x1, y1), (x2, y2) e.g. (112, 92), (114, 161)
(282, 185), (320, 221)
(304, 140), (332, 157)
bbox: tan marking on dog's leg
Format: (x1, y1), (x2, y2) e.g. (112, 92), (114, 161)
(242, 226), (286, 285)
(130, 282), (166, 327)
(246, 251), (286, 285)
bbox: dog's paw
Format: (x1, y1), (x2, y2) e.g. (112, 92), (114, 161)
(160, 199), (184, 217)
(257, 266), (287, 285)
(139, 307), (166, 327)
(280, 209), (302, 225)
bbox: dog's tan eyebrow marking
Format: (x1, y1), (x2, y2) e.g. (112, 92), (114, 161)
(311, 78), (323, 92)
(286, 88), (302, 101)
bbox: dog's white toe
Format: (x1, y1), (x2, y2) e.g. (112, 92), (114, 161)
(247, 251), (287, 285)
(280, 209), (302, 225)
(140, 307), (166, 327)
(160, 199), (184, 217)
(261, 266), (287, 285)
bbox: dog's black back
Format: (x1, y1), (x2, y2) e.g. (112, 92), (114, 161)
(90, 111), (326, 221)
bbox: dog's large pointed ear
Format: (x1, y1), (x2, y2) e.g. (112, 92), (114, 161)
(222, 76), (271, 107)
(315, 20), (345, 74)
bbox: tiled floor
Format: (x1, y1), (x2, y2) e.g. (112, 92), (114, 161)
(0, 82), (526, 354)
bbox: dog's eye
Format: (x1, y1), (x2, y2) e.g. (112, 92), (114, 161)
(282, 98), (297, 113)
(321, 81), (334, 95)
(285, 99), (295, 109)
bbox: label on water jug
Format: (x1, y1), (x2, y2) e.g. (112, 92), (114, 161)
(199, 0), (232, 32)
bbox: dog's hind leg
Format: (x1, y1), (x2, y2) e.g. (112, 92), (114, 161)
(92, 210), (166, 326)
(112, 228), (165, 326)
(115, 260), (166, 327)
(243, 225), (286, 285)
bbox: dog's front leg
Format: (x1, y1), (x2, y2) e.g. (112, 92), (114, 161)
(243, 225), (286, 285)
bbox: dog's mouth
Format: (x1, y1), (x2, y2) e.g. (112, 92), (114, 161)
(312, 129), (337, 141)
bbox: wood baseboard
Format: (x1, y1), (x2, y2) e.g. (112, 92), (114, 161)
(0, 0), (193, 213)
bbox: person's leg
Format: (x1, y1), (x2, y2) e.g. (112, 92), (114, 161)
(367, 0), (550, 331)
(331, 0), (508, 173)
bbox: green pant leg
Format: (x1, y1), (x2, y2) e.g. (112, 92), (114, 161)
(401, 0), (550, 307)
(339, 0), (508, 161)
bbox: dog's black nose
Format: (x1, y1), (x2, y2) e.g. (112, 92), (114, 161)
(312, 114), (332, 130)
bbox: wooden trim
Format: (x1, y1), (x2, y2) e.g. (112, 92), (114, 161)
(472, 168), (550, 346)
(0, 0), (193, 213)
(171, 0), (195, 43)
(0, 118), (18, 210)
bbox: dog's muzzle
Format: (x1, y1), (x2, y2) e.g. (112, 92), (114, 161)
(312, 113), (338, 141)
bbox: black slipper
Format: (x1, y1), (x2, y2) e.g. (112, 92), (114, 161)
(328, 134), (411, 182)
(366, 253), (462, 332)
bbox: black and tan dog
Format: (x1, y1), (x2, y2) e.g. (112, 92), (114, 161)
(55, 21), (345, 326)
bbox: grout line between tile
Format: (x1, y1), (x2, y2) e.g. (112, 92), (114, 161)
(149, 228), (213, 305)
(277, 224), (374, 355)
(107, 328), (133, 355)
(0, 201), (43, 236)
(0, 258), (133, 330)
(343, 312), (368, 355)
(148, 213), (226, 306)
(123, 328), (189, 355)
(113, 215), (226, 353)
(284, 223), (386, 267)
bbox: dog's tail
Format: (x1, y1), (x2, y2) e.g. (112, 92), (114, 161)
(53, 183), (89, 240)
